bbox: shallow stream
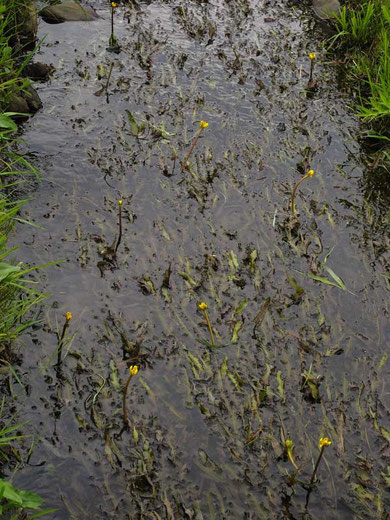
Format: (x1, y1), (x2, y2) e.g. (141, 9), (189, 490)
(7, 0), (390, 518)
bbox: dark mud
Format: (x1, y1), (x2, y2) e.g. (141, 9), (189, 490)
(5, 0), (390, 518)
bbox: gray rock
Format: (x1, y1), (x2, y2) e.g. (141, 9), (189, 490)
(39, 2), (98, 23)
(313, 0), (340, 19)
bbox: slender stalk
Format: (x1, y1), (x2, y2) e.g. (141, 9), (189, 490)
(180, 120), (209, 173)
(123, 365), (138, 426)
(309, 446), (324, 487)
(122, 374), (132, 424)
(309, 437), (332, 487)
(110, 2), (117, 46)
(285, 439), (299, 471)
(115, 199), (122, 253)
(105, 62), (114, 92)
(57, 312), (72, 367)
(309, 53), (316, 83)
(290, 169), (314, 216)
(111, 6), (114, 44)
(198, 302), (215, 346)
(203, 308), (215, 346)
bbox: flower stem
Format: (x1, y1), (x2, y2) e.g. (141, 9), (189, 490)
(291, 173), (309, 216)
(110, 7), (115, 44)
(309, 60), (314, 83)
(202, 308), (215, 346)
(309, 446), (324, 487)
(57, 316), (71, 367)
(180, 128), (203, 173)
(115, 200), (123, 253)
(122, 373), (133, 425)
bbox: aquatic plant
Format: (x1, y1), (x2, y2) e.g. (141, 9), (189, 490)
(94, 62), (114, 98)
(290, 169), (314, 216)
(56, 311), (72, 367)
(115, 199), (123, 252)
(307, 52), (317, 90)
(285, 439), (299, 471)
(107, 2), (120, 53)
(180, 120), (209, 173)
(198, 301), (215, 346)
(122, 364), (138, 426)
(309, 437), (332, 487)
(309, 52), (316, 82)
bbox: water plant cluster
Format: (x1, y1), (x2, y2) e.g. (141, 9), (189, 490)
(0, 0), (389, 517)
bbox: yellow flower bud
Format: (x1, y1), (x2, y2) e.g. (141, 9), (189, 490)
(111, 2), (117, 7)
(118, 200), (123, 206)
(285, 439), (294, 450)
(319, 437), (332, 449)
(129, 365), (138, 376)
(199, 120), (209, 129)
(65, 312), (72, 321)
(198, 302), (208, 311)
(307, 169), (314, 178)
(309, 53), (316, 60)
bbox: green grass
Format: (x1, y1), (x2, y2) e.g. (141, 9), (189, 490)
(0, 0), (46, 342)
(0, 1), (53, 516)
(330, 0), (390, 140)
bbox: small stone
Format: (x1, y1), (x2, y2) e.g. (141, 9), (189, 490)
(24, 62), (55, 82)
(24, 85), (43, 113)
(39, 2), (99, 23)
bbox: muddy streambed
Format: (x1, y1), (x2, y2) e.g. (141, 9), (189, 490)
(7, 0), (390, 518)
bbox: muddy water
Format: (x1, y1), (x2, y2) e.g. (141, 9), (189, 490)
(9, 0), (390, 518)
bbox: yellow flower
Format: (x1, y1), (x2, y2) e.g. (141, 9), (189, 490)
(319, 437), (332, 449)
(129, 365), (138, 376)
(307, 169), (314, 178)
(65, 312), (72, 321)
(118, 200), (123, 206)
(111, 2), (117, 7)
(198, 302), (208, 311)
(309, 53), (316, 60)
(199, 120), (209, 129)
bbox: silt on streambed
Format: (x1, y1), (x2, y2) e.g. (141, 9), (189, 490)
(4, 0), (389, 518)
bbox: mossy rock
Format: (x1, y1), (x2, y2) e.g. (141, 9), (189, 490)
(313, 0), (340, 19)
(7, 85), (42, 118)
(18, 3), (38, 39)
(39, 2), (98, 23)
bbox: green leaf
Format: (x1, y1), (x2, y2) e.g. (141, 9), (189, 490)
(0, 262), (21, 282)
(324, 265), (346, 290)
(307, 273), (342, 289)
(16, 488), (44, 509)
(125, 110), (140, 136)
(231, 320), (243, 343)
(276, 371), (285, 399)
(29, 509), (59, 519)
(0, 115), (17, 132)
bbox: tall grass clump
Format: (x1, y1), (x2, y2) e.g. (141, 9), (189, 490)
(0, 0), (52, 516)
(0, 0), (47, 342)
(330, 0), (390, 141)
